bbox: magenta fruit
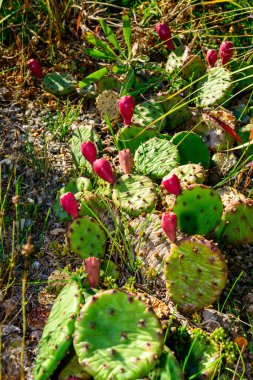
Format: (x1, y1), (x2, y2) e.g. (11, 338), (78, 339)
(162, 173), (181, 195)
(27, 59), (43, 79)
(85, 257), (100, 288)
(93, 158), (115, 184)
(219, 41), (234, 65)
(81, 140), (97, 164)
(206, 49), (218, 67)
(155, 23), (175, 50)
(161, 212), (177, 242)
(119, 149), (133, 174)
(60, 192), (79, 218)
(118, 95), (135, 125)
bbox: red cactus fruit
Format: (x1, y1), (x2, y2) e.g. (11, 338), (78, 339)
(219, 41), (234, 65)
(161, 212), (177, 242)
(118, 96), (135, 125)
(67, 378), (81, 380)
(81, 140), (97, 164)
(162, 174), (181, 195)
(93, 158), (115, 184)
(206, 49), (218, 68)
(85, 257), (100, 288)
(27, 59), (43, 79)
(60, 192), (79, 218)
(155, 23), (175, 50)
(118, 149), (133, 174)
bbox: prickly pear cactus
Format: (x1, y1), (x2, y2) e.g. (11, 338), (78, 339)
(166, 45), (206, 80)
(67, 216), (106, 259)
(164, 236), (228, 314)
(216, 198), (253, 245)
(58, 352), (91, 380)
(195, 67), (233, 107)
(132, 100), (166, 131)
(70, 125), (102, 171)
(112, 174), (158, 216)
(42, 72), (77, 96)
(96, 90), (120, 121)
(116, 125), (157, 154)
(134, 137), (179, 179)
(96, 75), (121, 93)
(73, 289), (164, 380)
(148, 350), (185, 380)
(167, 164), (205, 188)
(158, 93), (192, 130)
(171, 131), (210, 169)
(33, 281), (83, 380)
(171, 184), (223, 235)
(54, 177), (92, 220)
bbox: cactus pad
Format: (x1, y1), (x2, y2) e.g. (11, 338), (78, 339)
(172, 184), (223, 235)
(116, 125), (157, 153)
(148, 350), (184, 380)
(164, 236), (228, 313)
(134, 138), (179, 179)
(195, 67), (233, 107)
(168, 164), (205, 187)
(216, 198), (253, 245)
(171, 131), (210, 169)
(33, 281), (83, 380)
(96, 90), (120, 121)
(112, 174), (157, 216)
(158, 93), (192, 130)
(132, 100), (166, 131)
(54, 177), (92, 220)
(42, 72), (77, 96)
(67, 216), (106, 259)
(58, 352), (91, 380)
(70, 125), (102, 170)
(73, 290), (164, 380)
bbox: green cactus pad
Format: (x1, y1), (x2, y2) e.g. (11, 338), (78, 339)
(67, 216), (106, 259)
(168, 164), (205, 187)
(116, 125), (158, 154)
(171, 131), (210, 169)
(132, 100), (166, 131)
(195, 67), (233, 108)
(54, 177), (92, 220)
(58, 352), (91, 380)
(172, 184), (223, 235)
(96, 75), (121, 93)
(134, 138), (179, 179)
(216, 198), (253, 245)
(164, 236), (228, 313)
(112, 174), (157, 216)
(148, 350), (184, 380)
(33, 281), (83, 380)
(158, 93), (192, 130)
(42, 72), (77, 96)
(166, 45), (206, 81)
(70, 125), (102, 170)
(73, 290), (164, 380)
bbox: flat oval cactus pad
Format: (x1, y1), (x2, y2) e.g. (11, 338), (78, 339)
(73, 290), (164, 380)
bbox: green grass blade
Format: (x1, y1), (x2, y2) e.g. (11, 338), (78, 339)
(79, 67), (109, 88)
(83, 48), (116, 61)
(99, 18), (121, 52)
(120, 68), (135, 97)
(122, 12), (132, 58)
(86, 31), (117, 57)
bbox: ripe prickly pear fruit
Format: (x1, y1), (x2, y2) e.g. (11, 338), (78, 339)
(219, 41), (234, 65)
(206, 49), (218, 67)
(85, 257), (100, 288)
(118, 95), (135, 125)
(119, 149), (133, 174)
(81, 140), (97, 164)
(161, 212), (177, 242)
(155, 23), (175, 50)
(67, 378), (81, 380)
(93, 158), (115, 184)
(60, 192), (79, 218)
(162, 173), (181, 195)
(27, 59), (43, 79)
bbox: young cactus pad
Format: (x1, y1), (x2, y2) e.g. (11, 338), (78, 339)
(58, 352), (91, 380)
(67, 216), (106, 259)
(195, 67), (233, 107)
(54, 177), (92, 220)
(134, 138), (179, 179)
(171, 131), (210, 169)
(112, 174), (158, 216)
(33, 281), (83, 380)
(73, 290), (164, 380)
(70, 125), (102, 170)
(172, 184), (223, 235)
(216, 198), (253, 245)
(116, 125), (157, 154)
(42, 72), (77, 96)
(164, 236), (228, 314)
(131, 100), (166, 131)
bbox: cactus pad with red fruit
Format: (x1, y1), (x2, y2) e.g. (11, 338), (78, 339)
(93, 158), (115, 184)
